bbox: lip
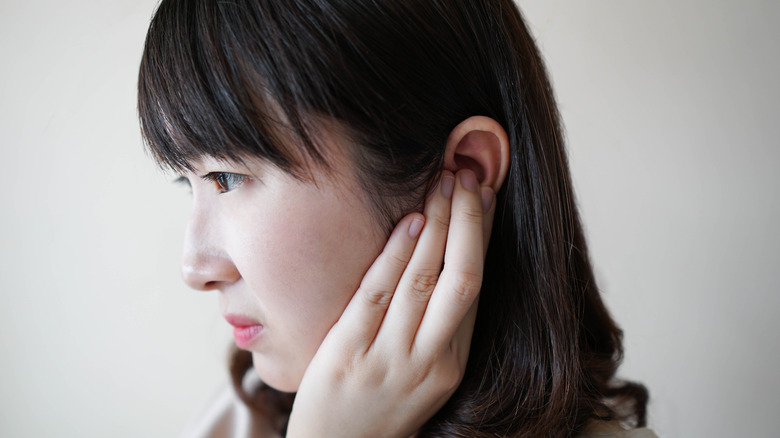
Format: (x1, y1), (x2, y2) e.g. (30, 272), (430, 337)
(224, 314), (264, 349)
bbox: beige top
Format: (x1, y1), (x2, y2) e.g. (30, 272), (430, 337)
(181, 380), (278, 438)
(578, 421), (659, 438)
(182, 379), (658, 438)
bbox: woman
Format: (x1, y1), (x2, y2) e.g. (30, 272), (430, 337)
(138, 0), (654, 436)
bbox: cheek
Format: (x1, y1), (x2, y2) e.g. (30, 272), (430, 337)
(294, 202), (382, 317)
(236, 186), (385, 357)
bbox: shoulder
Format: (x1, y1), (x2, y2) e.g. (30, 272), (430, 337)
(577, 421), (659, 438)
(180, 375), (279, 438)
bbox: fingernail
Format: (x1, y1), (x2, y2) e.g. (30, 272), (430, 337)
(481, 186), (494, 212)
(460, 170), (478, 192)
(408, 217), (424, 239)
(441, 174), (455, 199)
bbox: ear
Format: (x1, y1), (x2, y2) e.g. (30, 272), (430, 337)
(443, 116), (510, 192)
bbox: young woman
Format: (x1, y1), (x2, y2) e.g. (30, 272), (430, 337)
(138, 1), (654, 436)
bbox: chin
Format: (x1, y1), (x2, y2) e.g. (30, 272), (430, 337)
(252, 352), (301, 393)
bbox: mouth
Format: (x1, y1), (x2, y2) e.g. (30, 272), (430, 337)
(224, 314), (264, 349)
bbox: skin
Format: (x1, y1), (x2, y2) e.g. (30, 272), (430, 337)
(180, 150), (387, 392)
(287, 168), (494, 437)
(179, 117), (507, 436)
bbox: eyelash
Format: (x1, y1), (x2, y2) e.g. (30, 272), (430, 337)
(201, 172), (248, 194)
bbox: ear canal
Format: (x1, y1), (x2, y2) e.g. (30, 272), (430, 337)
(445, 124), (509, 191)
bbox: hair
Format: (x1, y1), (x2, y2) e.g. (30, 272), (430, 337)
(138, 0), (648, 436)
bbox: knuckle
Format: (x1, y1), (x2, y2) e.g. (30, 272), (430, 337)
(456, 205), (483, 225)
(384, 252), (411, 271)
(406, 271), (440, 302)
(361, 285), (394, 307)
(404, 356), (433, 390)
(450, 271), (482, 305)
(429, 214), (451, 234)
(361, 360), (390, 387)
(427, 352), (464, 394)
(416, 357), (463, 396)
(439, 363), (463, 394)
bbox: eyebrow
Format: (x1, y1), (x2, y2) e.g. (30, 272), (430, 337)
(173, 175), (191, 188)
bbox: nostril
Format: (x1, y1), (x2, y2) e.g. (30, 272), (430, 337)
(203, 280), (221, 290)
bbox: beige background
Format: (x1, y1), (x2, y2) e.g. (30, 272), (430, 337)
(1, 1), (778, 436)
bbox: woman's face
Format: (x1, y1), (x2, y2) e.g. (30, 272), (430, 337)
(179, 143), (387, 392)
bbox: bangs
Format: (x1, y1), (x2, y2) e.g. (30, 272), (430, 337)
(137, 0), (332, 175)
(138, 0), (455, 225)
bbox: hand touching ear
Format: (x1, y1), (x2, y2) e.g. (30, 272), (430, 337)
(286, 169), (496, 438)
(443, 116), (510, 192)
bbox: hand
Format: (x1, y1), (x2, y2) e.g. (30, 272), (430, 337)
(286, 169), (496, 438)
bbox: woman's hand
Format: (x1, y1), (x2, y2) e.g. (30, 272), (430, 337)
(286, 169), (496, 438)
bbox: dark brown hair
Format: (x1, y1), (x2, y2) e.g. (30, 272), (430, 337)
(138, 0), (648, 436)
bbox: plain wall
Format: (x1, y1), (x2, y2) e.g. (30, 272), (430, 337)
(1, 1), (778, 436)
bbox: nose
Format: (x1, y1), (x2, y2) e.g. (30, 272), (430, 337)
(180, 207), (240, 291)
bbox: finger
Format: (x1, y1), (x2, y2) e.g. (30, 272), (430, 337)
(415, 169), (485, 353)
(334, 212), (425, 352)
(451, 296), (479, 369)
(375, 171), (455, 348)
(449, 186), (493, 366)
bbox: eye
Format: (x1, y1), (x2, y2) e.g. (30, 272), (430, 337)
(201, 172), (247, 194)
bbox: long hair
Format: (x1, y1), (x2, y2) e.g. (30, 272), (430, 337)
(138, 1), (648, 436)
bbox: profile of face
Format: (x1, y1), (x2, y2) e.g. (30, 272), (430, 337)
(179, 135), (387, 393)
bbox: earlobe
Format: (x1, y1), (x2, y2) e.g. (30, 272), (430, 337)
(443, 116), (510, 191)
